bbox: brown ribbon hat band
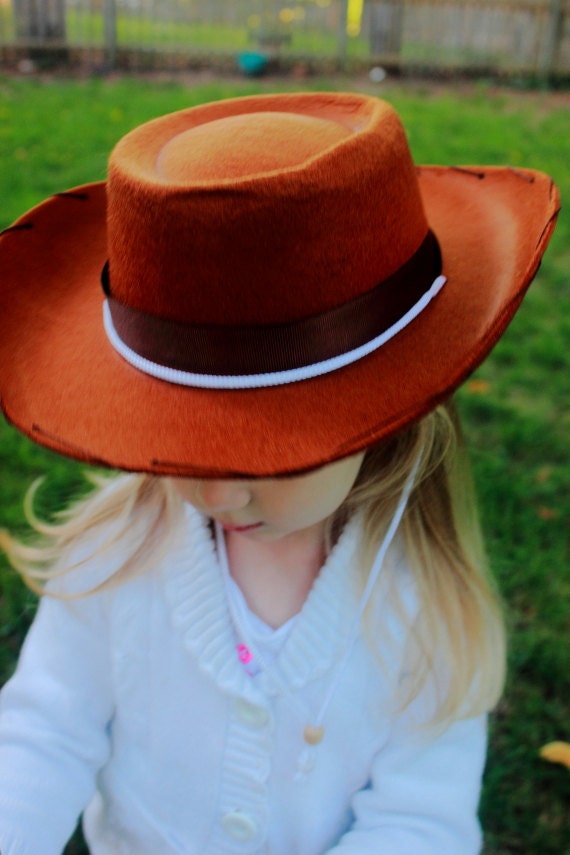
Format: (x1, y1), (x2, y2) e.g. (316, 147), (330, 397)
(102, 230), (444, 388)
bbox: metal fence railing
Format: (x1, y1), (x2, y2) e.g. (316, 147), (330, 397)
(1, 0), (569, 78)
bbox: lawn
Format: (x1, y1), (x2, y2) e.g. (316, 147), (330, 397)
(0, 7), (367, 57)
(0, 75), (568, 854)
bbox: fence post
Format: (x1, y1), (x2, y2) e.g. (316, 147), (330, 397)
(539, 0), (564, 83)
(103, 0), (118, 68)
(368, 0), (404, 60)
(13, 0), (66, 41)
(338, 0), (349, 65)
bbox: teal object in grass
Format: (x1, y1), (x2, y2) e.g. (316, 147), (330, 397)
(237, 52), (268, 76)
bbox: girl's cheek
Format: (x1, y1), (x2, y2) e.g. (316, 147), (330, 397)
(169, 478), (199, 506)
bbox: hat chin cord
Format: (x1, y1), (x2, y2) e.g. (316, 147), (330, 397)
(215, 450), (422, 778)
(102, 275), (446, 390)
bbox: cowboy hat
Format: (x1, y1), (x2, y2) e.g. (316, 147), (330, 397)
(0, 93), (559, 477)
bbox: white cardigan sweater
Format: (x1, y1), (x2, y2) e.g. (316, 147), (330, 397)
(0, 507), (487, 855)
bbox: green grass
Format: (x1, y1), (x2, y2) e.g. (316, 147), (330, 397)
(0, 76), (568, 854)
(0, 8), (368, 57)
(66, 13), (252, 50)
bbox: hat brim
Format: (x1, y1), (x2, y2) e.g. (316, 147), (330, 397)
(0, 166), (559, 477)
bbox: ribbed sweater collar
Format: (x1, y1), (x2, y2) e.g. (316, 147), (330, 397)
(163, 505), (362, 701)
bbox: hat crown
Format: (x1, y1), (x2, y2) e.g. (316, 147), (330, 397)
(106, 93), (428, 326)
(156, 111), (352, 183)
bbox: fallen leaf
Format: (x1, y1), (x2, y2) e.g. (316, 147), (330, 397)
(540, 742), (570, 769)
(467, 379), (490, 394)
(535, 466), (552, 484)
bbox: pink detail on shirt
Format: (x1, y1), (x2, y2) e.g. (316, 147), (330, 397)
(237, 643), (253, 664)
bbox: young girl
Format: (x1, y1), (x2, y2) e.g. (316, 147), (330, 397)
(0, 92), (559, 855)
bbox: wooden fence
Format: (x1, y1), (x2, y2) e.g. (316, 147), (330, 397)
(1, 0), (569, 79)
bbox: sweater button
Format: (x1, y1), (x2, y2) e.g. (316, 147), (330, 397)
(221, 810), (258, 841)
(235, 698), (270, 729)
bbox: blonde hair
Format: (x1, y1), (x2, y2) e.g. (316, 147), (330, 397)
(345, 400), (505, 725)
(0, 473), (186, 595)
(1, 399), (505, 726)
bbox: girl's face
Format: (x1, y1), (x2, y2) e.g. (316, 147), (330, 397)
(169, 453), (365, 542)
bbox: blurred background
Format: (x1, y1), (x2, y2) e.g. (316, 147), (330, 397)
(0, 3), (569, 852)
(0, 0), (569, 83)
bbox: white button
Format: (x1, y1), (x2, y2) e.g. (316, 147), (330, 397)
(221, 810), (258, 841)
(234, 698), (270, 729)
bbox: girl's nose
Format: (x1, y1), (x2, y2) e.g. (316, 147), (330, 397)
(195, 480), (251, 513)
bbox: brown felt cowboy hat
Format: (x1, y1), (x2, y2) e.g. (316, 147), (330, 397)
(0, 93), (559, 478)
